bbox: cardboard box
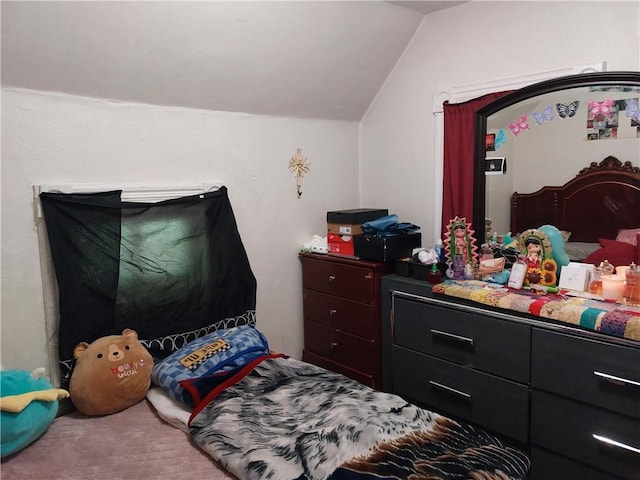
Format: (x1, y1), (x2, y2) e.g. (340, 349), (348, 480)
(327, 233), (354, 256)
(326, 209), (388, 225)
(327, 223), (364, 235)
(354, 232), (421, 262)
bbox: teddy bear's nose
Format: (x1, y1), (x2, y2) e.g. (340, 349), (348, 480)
(108, 344), (125, 361)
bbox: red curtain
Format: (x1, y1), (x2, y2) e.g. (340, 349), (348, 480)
(442, 91), (512, 236)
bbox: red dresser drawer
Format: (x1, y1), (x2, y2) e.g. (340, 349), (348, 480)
(302, 349), (375, 388)
(303, 288), (375, 339)
(304, 320), (376, 374)
(301, 256), (375, 303)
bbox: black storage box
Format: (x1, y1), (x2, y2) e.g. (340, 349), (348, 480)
(411, 261), (447, 282)
(326, 208), (388, 225)
(354, 232), (421, 262)
(395, 258), (413, 276)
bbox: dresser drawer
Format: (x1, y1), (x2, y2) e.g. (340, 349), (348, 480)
(304, 321), (376, 374)
(532, 328), (640, 419)
(302, 256), (375, 303)
(392, 297), (531, 383)
(531, 390), (640, 479)
(303, 289), (375, 339)
(530, 446), (622, 480)
(302, 349), (375, 388)
(392, 345), (529, 443)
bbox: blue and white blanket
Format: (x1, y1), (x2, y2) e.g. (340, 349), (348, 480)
(187, 356), (530, 480)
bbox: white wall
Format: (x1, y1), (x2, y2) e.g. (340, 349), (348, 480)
(1, 89), (359, 372)
(361, 1), (640, 246)
(3, 0), (639, 377)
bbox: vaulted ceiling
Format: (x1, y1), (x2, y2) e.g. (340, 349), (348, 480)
(1, 1), (465, 121)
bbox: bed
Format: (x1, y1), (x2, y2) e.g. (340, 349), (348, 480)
(510, 155), (640, 263)
(1, 187), (530, 479)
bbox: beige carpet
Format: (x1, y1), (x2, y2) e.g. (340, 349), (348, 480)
(1, 399), (235, 480)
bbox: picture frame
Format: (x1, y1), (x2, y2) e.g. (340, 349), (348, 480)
(485, 133), (495, 151)
(485, 156), (506, 175)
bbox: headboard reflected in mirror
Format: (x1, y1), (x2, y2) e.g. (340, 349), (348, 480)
(510, 155), (640, 263)
(473, 71), (640, 244)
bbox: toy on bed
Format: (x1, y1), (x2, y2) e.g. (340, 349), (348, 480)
(69, 328), (153, 416)
(0, 368), (69, 458)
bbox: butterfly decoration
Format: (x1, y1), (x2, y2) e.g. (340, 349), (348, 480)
(531, 105), (553, 126)
(508, 116), (529, 137)
(494, 129), (506, 150)
(555, 101), (579, 118)
(588, 99), (614, 117)
(624, 98), (640, 123)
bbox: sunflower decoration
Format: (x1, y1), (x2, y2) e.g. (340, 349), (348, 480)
(517, 229), (557, 287)
(288, 148), (310, 199)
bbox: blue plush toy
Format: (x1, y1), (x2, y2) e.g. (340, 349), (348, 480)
(539, 224), (570, 270)
(0, 368), (69, 458)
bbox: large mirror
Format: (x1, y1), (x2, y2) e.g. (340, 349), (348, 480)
(473, 71), (640, 244)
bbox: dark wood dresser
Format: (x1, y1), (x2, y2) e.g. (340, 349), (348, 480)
(381, 274), (640, 480)
(299, 253), (392, 389)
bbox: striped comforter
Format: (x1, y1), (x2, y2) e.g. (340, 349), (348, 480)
(188, 356), (529, 480)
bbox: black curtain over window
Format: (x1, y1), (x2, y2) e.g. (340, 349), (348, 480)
(40, 187), (256, 388)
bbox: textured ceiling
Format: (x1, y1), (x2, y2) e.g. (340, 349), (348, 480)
(1, 1), (464, 121)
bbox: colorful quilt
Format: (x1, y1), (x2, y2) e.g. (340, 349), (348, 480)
(188, 356), (530, 480)
(432, 279), (640, 342)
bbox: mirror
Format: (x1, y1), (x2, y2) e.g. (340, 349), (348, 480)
(473, 71), (640, 244)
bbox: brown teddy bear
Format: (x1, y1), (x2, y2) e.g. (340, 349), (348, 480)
(69, 329), (153, 416)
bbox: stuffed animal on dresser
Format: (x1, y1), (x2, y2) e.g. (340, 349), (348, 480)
(69, 329), (153, 416)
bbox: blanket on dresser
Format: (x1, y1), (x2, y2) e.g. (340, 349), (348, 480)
(187, 356), (530, 480)
(432, 279), (640, 342)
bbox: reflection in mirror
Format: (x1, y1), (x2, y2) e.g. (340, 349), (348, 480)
(473, 72), (640, 244)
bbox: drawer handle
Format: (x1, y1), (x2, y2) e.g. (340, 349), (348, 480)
(430, 329), (474, 346)
(328, 275), (336, 283)
(592, 434), (640, 455)
(329, 309), (337, 316)
(330, 342), (338, 349)
(428, 380), (472, 400)
(593, 370), (640, 388)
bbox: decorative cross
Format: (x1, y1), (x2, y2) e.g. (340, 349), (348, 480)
(288, 148), (310, 198)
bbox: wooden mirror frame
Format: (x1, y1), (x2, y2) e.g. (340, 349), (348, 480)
(472, 71), (640, 245)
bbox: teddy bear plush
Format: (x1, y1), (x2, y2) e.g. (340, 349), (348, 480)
(69, 328), (153, 416)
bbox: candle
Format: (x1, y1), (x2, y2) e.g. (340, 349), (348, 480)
(615, 265), (629, 279)
(601, 274), (625, 301)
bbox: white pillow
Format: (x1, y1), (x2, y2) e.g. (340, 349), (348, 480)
(146, 387), (191, 433)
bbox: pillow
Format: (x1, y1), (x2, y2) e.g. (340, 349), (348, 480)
(564, 242), (600, 262)
(616, 228), (640, 246)
(151, 325), (269, 406)
(583, 238), (637, 268)
(146, 387), (191, 433)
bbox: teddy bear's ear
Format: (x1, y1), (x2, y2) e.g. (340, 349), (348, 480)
(122, 329), (138, 339)
(73, 342), (90, 359)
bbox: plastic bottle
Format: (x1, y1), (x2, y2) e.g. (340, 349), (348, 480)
(508, 255), (527, 289)
(435, 239), (445, 263)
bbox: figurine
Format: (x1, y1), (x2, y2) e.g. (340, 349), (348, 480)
(517, 228), (557, 286)
(443, 216), (478, 278)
